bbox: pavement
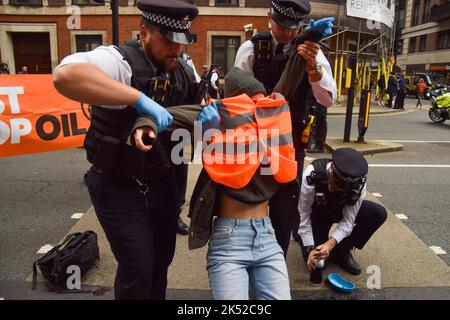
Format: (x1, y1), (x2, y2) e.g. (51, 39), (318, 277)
(328, 94), (415, 115)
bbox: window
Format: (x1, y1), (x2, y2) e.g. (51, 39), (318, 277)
(418, 35), (427, 52)
(215, 0), (239, 6)
(398, 8), (406, 29)
(437, 31), (450, 50)
(396, 39), (404, 55)
(9, 0), (42, 5)
(211, 36), (241, 77)
(72, 0), (103, 5)
(409, 37), (417, 53)
(75, 35), (103, 52)
(423, 0), (431, 23)
(412, 0), (420, 26)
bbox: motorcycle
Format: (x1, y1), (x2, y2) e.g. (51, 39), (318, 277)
(427, 88), (450, 124)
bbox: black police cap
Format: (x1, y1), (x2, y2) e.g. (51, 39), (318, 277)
(332, 148), (368, 182)
(137, 0), (199, 45)
(270, 0), (311, 29)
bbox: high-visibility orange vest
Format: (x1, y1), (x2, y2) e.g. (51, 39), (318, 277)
(202, 94), (297, 189)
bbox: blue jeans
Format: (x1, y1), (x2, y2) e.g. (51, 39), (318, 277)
(206, 217), (291, 300)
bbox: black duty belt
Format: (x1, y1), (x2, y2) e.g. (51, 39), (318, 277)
(91, 166), (151, 194)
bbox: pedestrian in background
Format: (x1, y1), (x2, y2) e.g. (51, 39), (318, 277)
(415, 78), (427, 109)
(376, 74), (386, 106)
(0, 63), (10, 74)
(394, 71), (406, 110)
(387, 72), (398, 108)
(17, 66), (28, 74)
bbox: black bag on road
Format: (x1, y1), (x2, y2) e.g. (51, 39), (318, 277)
(32, 231), (99, 291)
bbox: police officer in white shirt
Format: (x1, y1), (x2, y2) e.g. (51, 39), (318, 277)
(53, 0), (219, 299)
(298, 148), (387, 275)
(234, 0), (337, 257)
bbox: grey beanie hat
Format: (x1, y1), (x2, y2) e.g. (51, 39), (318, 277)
(224, 67), (266, 98)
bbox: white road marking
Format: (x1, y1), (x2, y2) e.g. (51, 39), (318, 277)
(429, 246), (447, 255)
(369, 164), (450, 168)
(0, 298), (4, 300)
(71, 213), (84, 219)
(37, 244), (54, 254)
(372, 193), (383, 197)
(380, 140), (450, 144)
(395, 214), (409, 220)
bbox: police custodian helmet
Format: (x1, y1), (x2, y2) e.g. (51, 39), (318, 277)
(137, 0), (199, 45)
(270, 0), (311, 29)
(331, 148), (368, 191)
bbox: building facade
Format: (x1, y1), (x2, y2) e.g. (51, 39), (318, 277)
(0, 0), (386, 76)
(396, 0), (450, 81)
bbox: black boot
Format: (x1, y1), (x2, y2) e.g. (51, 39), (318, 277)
(331, 250), (362, 275)
(176, 217), (189, 236)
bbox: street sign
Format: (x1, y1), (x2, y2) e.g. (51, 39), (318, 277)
(346, 0), (395, 29)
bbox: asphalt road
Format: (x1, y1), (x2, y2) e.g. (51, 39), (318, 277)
(0, 97), (449, 299)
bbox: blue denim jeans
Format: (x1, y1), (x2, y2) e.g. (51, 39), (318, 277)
(206, 216), (291, 300)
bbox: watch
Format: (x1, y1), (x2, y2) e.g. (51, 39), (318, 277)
(308, 63), (323, 75)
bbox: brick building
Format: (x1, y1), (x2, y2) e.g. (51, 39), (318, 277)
(395, 0), (450, 81)
(1, 0), (388, 76)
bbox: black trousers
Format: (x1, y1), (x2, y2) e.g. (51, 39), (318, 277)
(269, 124), (305, 257)
(300, 200), (387, 261)
(394, 91), (406, 109)
(312, 105), (328, 147)
(174, 163), (189, 217)
(84, 168), (179, 300)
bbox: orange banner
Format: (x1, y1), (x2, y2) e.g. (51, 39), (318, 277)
(0, 75), (90, 157)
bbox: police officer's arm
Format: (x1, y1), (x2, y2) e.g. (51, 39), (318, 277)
(53, 48), (141, 107)
(234, 40), (255, 75)
(297, 43), (337, 107)
(298, 165), (317, 248)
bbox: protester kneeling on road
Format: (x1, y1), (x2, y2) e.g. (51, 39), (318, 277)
(297, 148), (387, 276)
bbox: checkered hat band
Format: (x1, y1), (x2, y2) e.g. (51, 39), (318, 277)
(142, 11), (191, 31)
(333, 163), (365, 183)
(271, 1), (307, 21)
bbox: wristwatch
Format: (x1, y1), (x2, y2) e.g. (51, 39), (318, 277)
(308, 63), (323, 75)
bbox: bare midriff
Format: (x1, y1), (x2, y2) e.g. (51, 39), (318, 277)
(218, 193), (268, 219)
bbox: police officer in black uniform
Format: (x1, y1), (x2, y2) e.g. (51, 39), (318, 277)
(234, 0), (337, 256)
(53, 0), (219, 299)
(298, 148), (387, 275)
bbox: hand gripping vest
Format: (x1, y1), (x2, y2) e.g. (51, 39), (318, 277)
(202, 94), (297, 189)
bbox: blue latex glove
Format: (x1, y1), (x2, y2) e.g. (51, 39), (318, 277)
(132, 93), (173, 133)
(306, 17), (335, 37)
(197, 101), (220, 132)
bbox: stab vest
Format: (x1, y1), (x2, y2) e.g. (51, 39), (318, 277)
(251, 32), (312, 126)
(84, 39), (196, 179)
(307, 159), (362, 212)
(202, 94), (297, 190)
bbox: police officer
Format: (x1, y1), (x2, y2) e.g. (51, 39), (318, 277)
(234, 0), (337, 256)
(53, 0), (219, 299)
(297, 148), (387, 275)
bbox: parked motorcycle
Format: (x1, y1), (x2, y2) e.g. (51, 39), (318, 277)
(427, 88), (450, 124)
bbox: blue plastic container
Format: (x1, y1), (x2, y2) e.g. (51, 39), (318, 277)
(327, 273), (355, 293)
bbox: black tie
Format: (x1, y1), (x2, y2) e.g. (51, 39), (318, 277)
(275, 44), (284, 55)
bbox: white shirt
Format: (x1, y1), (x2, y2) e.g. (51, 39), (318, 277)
(234, 36), (337, 107)
(210, 71), (219, 90)
(56, 45), (200, 110)
(297, 163), (367, 247)
(56, 46), (133, 110)
(184, 55), (202, 83)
